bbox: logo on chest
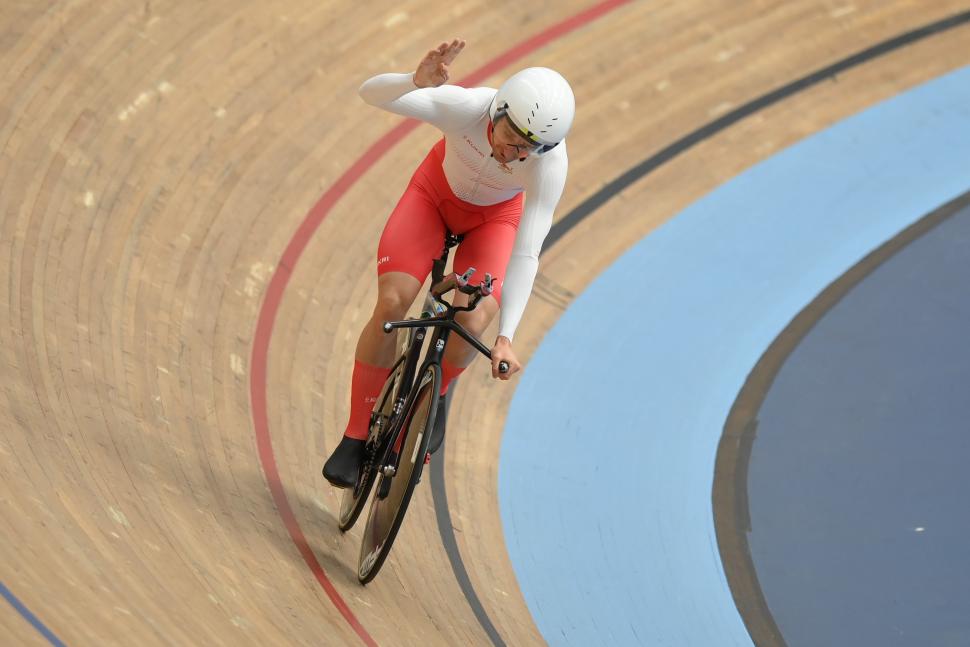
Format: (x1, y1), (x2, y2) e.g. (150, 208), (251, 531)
(463, 135), (485, 158)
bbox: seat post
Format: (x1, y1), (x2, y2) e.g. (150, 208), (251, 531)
(431, 231), (463, 285)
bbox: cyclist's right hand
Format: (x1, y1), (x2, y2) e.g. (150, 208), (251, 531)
(490, 336), (521, 380)
(414, 38), (466, 88)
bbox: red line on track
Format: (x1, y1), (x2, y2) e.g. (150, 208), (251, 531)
(249, 1), (632, 644)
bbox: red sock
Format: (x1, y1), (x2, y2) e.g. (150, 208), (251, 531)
(440, 358), (466, 396)
(344, 360), (392, 440)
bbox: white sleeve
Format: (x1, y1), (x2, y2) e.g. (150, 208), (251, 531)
(497, 146), (569, 341)
(358, 72), (492, 133)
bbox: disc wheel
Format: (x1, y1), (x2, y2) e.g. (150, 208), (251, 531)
(357, 364), (439, 583)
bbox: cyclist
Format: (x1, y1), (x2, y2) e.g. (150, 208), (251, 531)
(324, 39), (574, 487)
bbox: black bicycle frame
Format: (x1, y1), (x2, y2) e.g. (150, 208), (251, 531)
(374, 232), (501, 469)
(386, 236), (495, 377)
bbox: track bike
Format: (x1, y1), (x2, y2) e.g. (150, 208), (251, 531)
(336, 232), (508, 584)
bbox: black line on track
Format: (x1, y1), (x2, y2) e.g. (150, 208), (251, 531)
(430, 10), (970, 647)
(543, 9), (970, 251)
(430, 394), (508, 647)
(431, 416), (506, 647)
(714, 189), (970, 647)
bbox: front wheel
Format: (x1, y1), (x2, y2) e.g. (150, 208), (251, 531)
(357, 364), (440, 583)
(337, 355), (405, 532)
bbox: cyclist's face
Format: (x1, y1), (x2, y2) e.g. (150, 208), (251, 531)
(491, 116), (539, 163)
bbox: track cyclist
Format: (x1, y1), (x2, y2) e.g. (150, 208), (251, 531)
(324, 39), (575, 487)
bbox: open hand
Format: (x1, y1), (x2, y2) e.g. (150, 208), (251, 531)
(414, 38), (466, 88)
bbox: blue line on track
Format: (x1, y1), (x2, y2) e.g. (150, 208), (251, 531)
(1, 580), (66, 646)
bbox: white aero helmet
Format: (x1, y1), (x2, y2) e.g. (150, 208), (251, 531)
(489, 67), (575, 154)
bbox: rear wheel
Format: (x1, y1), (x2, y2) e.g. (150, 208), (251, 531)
(357, 364), (439, 583)
(337, 356), (405, 532)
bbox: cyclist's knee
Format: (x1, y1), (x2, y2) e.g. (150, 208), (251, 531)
(455, 303), (495, 334)
(374, 274), (421, 321)
(374, 291), (410, 321)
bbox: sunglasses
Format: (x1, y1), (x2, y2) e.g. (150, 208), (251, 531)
(494, 106), (560, 155)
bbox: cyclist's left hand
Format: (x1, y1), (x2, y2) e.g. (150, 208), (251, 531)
(414, 38), (465, 88)
(490, 336), (521, 380)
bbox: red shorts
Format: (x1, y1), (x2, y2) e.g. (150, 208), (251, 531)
(377, 139), (523, 304)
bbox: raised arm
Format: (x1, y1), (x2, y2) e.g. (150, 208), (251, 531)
(357, 39), (489, 132)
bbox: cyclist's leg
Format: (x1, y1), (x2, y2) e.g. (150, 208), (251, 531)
(324, 166), (445, 487)
(344, 182), (445, 440)
(355, 272), (421, 368)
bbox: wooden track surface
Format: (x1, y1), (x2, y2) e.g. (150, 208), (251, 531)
(2, 1), (968, 644)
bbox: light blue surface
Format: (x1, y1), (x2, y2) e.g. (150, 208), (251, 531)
(499, 65), (970, 646)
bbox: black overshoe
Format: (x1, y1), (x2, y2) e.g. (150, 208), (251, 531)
(322, 436), (366, 488)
